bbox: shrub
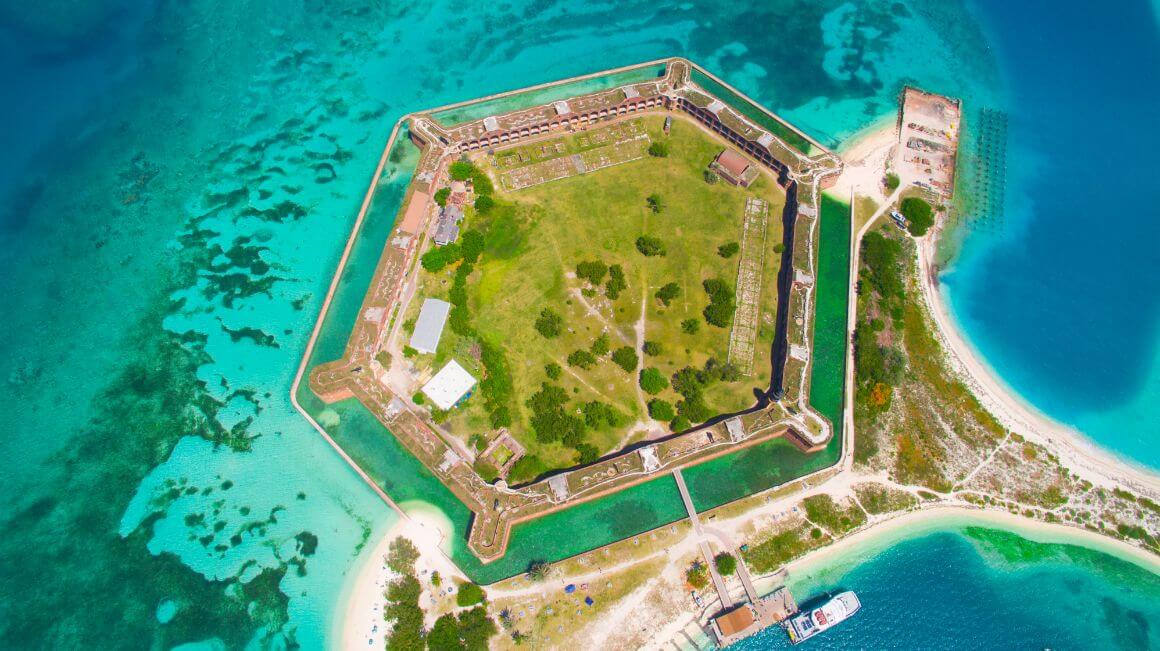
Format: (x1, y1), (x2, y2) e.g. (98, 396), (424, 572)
(412, 392), (425, 405)
(714, 552), (737, 576)
(576, 260), (608, 285)
(387, 537), (420, 575)
(567, 349), (597, 369)
(527, 383), (585, 445)
(717, 242), (740, 258)
(642, 340), (661, 356)
(508, 455), (545, 483)
(449, 160), (475, 181)
(670, 415), (691, 432)
(648, 399), (675, 421)
(647, 141), (669, 157)
(534, 309), (563, 338)
(639, 367), (669, 394)
(474, 459), (499, 482)
(901, 197), (934, 236)
(434, 187), (450, 207)
(544, 362), (562, 380)
(772, 242), (785, 254)
(635, 236), (666, 257)
(575, 443), (600, 465)
(646, 193), (666, 213)
(527, 561), (553, 582)
(654, 281), (681, 306)
(421, 242), (462, 272)
(686, 561), (709, 589)
(611, 346), (638, 373)
(581, 401), (622, 429)
(403, 346), (418, 358)
(702, 278), (736, 327)
(456, 582), (487, 607)
(885, 172), (900, 190)
(704, 169), (719, 184)
(474, 194), (495, 213)
(461, 229), (485, 264)
(681, 319), (700, 334)
(605, 264), (627, 299)
(590, 333), (610, 356)
(861, 231), (904, 299)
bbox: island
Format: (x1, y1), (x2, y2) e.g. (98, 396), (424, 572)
(290, 58), (1160, 650)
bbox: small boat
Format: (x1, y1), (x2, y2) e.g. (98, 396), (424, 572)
(784, 591), (861, 644)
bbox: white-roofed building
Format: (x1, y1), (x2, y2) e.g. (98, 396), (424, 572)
(409, 298), (451, 354)
(421, 359), (477, 410)
(483, 116), (500, 132)
(553, 100), (571, 115)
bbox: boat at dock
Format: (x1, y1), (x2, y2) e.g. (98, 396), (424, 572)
(784, 591), (861, 644)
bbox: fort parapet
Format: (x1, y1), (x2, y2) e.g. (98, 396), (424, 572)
(305, 58), (843, 562)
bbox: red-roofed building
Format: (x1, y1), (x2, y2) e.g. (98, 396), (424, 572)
(711, 149), (758, 187)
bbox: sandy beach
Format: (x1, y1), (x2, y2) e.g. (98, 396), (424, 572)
(784, 505), (1160, 582)
(338, 503), (465, 650)
(916, 233), (1160, 498)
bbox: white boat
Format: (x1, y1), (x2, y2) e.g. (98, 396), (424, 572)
(785, 591), (861, 644)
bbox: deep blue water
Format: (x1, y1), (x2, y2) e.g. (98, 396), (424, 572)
(941, 0), (1160, 466)
(0, 0), (1157, 647)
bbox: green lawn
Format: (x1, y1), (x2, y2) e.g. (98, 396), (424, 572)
(418, 115), (785, 471)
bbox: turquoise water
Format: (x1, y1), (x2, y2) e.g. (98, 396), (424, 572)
(1, 0), (1156, 647)
(734, 525), (1160, 650)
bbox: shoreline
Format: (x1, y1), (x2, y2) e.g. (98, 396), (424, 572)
(337, 502), (464, 650)
(916, 232), (1160, 497)
(783, 505), (1160, 586)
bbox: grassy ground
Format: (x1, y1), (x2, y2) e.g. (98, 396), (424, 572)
(412, 115), (785, 470)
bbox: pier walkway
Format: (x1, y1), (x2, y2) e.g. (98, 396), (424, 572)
(674, 469), (734, 607)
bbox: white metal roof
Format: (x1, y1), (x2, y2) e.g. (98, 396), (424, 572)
(553, 100), (571, 115)
(409, 298), (450, 354)
(421, 359), (477, 410)
(757, 133), (775, 148)
(707, 99), (726, 114)
(483, 116), (500, 132)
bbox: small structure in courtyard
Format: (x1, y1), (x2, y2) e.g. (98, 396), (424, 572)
(434, 205), (463, 245)
(409, 298), (451, 354)
(422, 359), (477, 410)
(726, 417), (747, 442)
(638, 445), (661, 472)
(711, 149), (758, 187)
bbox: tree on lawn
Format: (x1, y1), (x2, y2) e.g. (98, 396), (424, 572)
(639, 367), (669, 394)
(567, 349), (597, 369)
(534, 309), (563, 338)
(605, 264), (627, 299)
(714, 552), (737, 576)
(611, 346), (638, 373)
(590, 333), (610, 356)
(900, 197), (935, 236)
(647, 141), (669, 157)
(646, 193), (666, 213)
(654, 282), (681, 306)
(576, 260), (608, 285)
(636, 236), (666, 257)
(648, 399), (675, 421)
(717, 242), (740, 258)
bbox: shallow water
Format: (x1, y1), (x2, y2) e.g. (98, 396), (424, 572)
(0, 0), (1155, 646)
